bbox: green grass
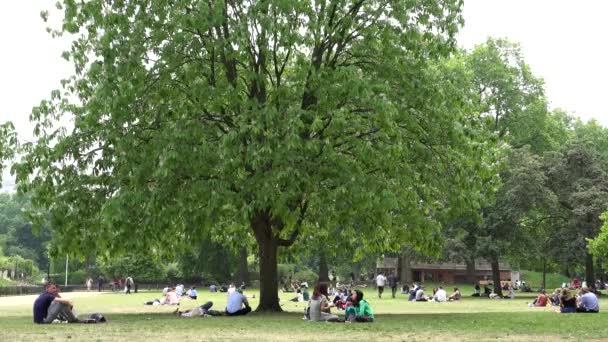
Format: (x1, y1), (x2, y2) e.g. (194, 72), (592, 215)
(519, 271), (572, 290)
(0, 288), (606, 341)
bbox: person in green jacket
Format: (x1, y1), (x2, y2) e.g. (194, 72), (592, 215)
(345, 289), (374, 322)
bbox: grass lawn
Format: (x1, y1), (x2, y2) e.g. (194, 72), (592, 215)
(0, 287), (606, 341)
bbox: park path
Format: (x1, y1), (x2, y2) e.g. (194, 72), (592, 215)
(0, 291), (103, 307)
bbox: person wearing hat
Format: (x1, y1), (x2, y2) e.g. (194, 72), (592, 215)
(226, 288), (251, 316)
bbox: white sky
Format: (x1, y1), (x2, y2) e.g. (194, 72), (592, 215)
(0, 0), (607, 190)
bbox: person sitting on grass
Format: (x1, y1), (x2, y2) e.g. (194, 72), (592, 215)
(175, 301), (214, 317)
(472, 283), (481, 297)
(415, 285), (429, 302)
(209, 284), (217, 293)
(302, 285), (310, 301)
(559, 288), (576, 313)
(333, 288), (350, 310)
(528, 290), (548, 307)
(576, 287), (599, 313)
(345, 289), (374, 323)
(186, 286), (198, 300)
(449, 288), (461, 301)
(144, 287), (181, 305)
(550, 288), (561, 306)
(432, 286), (447, 302)
(290, 289), (304, 302)
(401, 283), (410, 295)
(226, 288), (252, 316)
(504, 285), (515, 299)
(33, 282), (80, 324)
(308, 283), (340, 322)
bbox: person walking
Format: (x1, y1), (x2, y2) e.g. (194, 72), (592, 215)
(375, 272), (387, 299)
(125, 276), (134, 295)
(97, 275), (104, 292)
(387, 272), (398, 299)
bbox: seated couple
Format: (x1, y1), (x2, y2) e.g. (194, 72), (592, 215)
(556, 288), (599, 314)
(306, 284), (374, 323)
(33, 282), (99, 324)
(177, 288), (252, 317)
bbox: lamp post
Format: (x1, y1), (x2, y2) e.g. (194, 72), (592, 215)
(65, 255), (69, 287)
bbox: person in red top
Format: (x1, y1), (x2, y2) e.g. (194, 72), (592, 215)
(534, 290), (548, 307)
(572, 278), (580, 288)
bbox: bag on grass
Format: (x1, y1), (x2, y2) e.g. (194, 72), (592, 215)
(89, 313), (107, 323)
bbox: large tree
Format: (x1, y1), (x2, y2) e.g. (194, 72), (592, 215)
(15, 0), (488, 311)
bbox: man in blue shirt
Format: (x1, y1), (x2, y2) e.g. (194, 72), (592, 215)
(577, 287), (599, 313)
(225, 289), (251, 316)
(186, 286), (198, 300)
(33, 282), (80, 323)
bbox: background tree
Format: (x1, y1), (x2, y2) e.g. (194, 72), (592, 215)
(546, 139), (608, 285)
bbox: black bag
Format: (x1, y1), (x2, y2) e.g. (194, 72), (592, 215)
(89, 313), (107, 323)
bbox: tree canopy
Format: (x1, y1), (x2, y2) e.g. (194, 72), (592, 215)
(11, 0), (505, 310)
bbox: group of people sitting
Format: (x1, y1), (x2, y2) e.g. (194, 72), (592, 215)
(407, 284), (461, 302)
(143, 284), (198, 306)
(304, 283), (374, 323)
(529, 287), (600, 313)
(175, 287), (253, 318)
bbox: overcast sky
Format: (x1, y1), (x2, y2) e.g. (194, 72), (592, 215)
(1, 0), (607, 190)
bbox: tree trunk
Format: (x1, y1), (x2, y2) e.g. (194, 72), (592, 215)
(252, 213), (282, 312)
(465, 257), (476, 283)
(490, 257), (503, 297)
(235, 247), (249, 286)
(318, 253), (329, 282)
(585, 251), (595, 286)
(542, 258), (547, 290)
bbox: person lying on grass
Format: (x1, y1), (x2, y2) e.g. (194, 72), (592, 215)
(175, 301), (219, 317)
(345, 289), (374, 323)
(33, 281), (81, 323)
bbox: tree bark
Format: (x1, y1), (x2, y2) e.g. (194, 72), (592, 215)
(585, 251), (595, 286)
(465, 257), (476, 283)
(251, 213), (282, 312)
(235, 247), (249, 286)
(318, 253), (329, 282)
(542, 258), (547, 290)
(490, 257), (503, 297)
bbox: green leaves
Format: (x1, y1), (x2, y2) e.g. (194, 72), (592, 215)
(15, 0), (480, 266)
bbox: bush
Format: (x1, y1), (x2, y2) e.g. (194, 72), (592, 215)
(294, 268), (317, 284)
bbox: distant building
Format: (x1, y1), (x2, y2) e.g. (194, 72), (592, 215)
(377, 257), (518, 284)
